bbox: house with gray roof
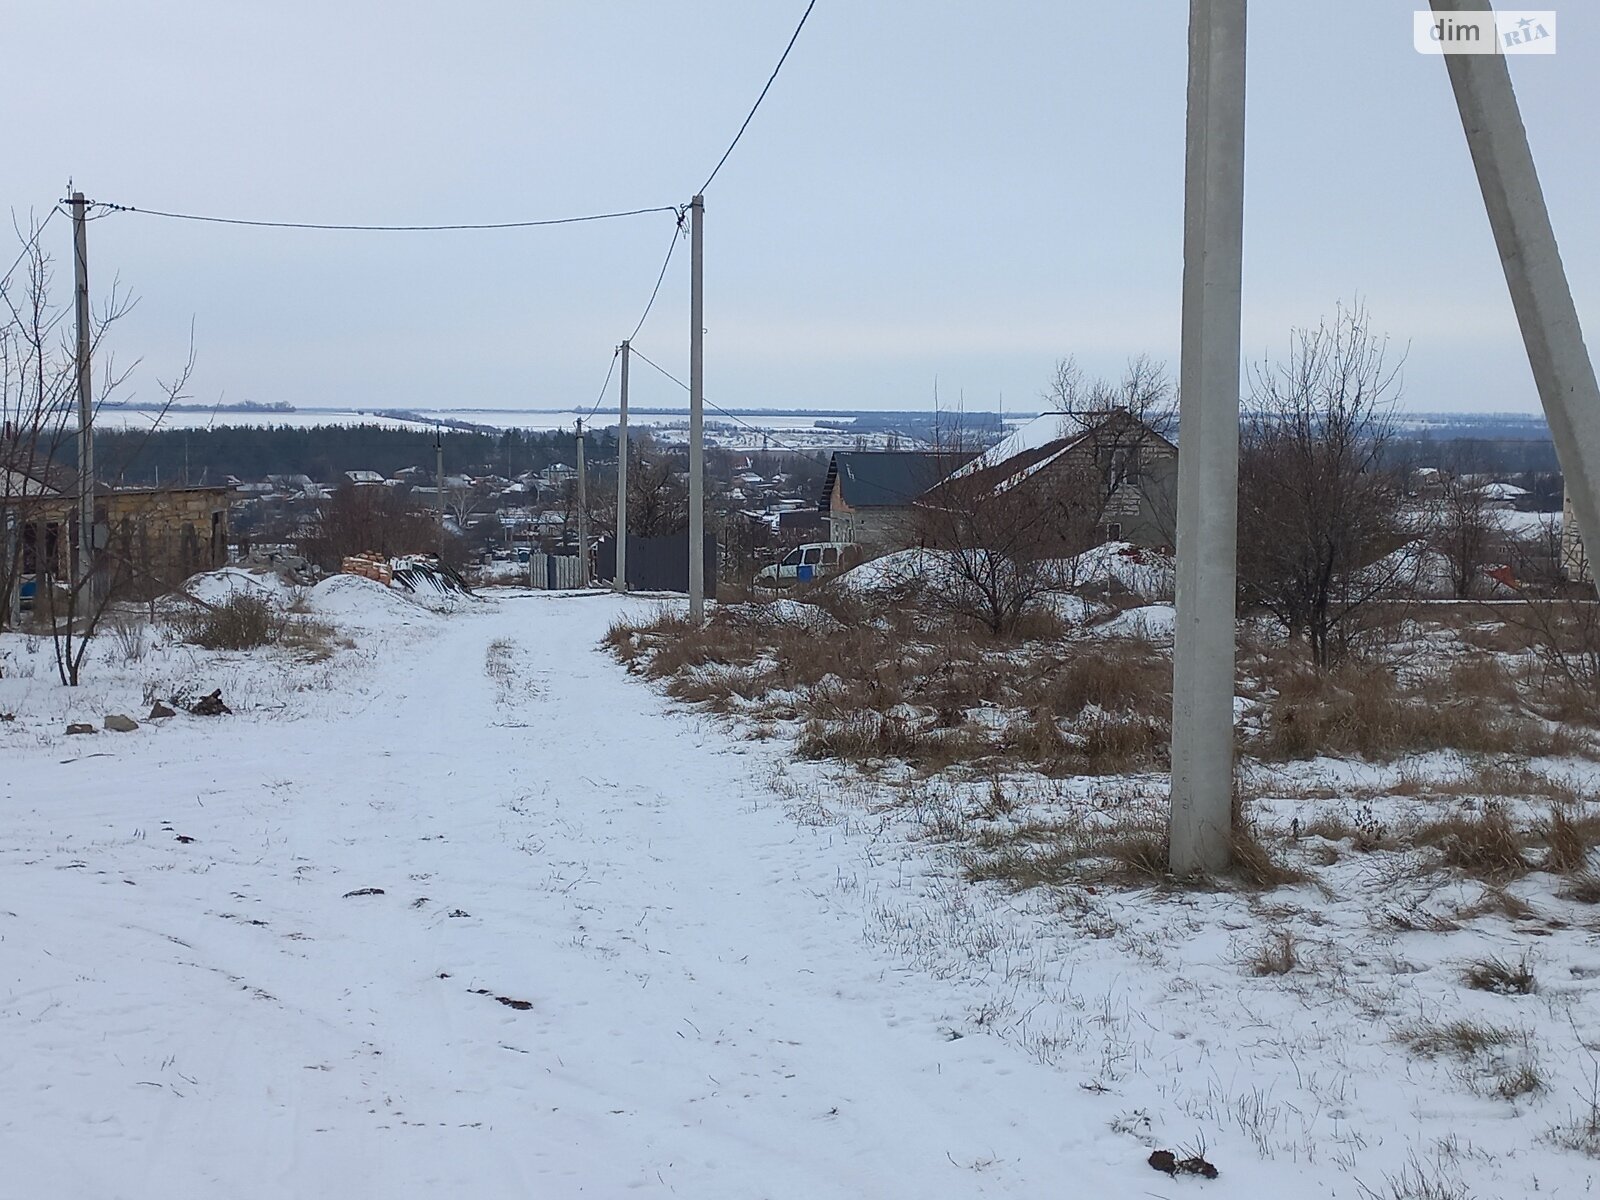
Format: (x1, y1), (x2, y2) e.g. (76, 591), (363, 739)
(820, 450), (965, 548)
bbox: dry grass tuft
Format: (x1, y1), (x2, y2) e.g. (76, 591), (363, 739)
(1414, 803), (1531, 884)
(1560, 873), (1600, 904)
(1546, 804), (1600, 875)
(1254, 661), (1584, 762)
(1395, 1018), (1513, 1059)
(1247, 929), (1299, 976)
(1462, 955), (1536, 996)
(796, 712), (921, 761)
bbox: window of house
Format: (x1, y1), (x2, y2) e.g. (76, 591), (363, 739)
(1106, 522), (1123, 542)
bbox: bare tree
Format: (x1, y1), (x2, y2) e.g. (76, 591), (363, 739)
(1432, 459), (1499, 600)
(1237, 301), (1408, 669)
(1040, 354), (1179, 546)
(300, 484), (459, 569)
(627, 456), (690, 537)
(1044, 352), (1176, 435)
(911, 430), (1070, 636)
(2, 216), (193, 684)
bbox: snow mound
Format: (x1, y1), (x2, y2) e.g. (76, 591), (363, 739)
(839, 542), (1175, 605)
(1096, 604), (1176, 640)
(835, 548), (926, 593)
(1060, 542), (1174, 602)
(307, 573), (435, 622)
(181, 568), (290, 606)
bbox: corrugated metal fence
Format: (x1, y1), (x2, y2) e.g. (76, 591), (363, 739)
(527, 553), (588, 589)
(594, 534), (717, 594)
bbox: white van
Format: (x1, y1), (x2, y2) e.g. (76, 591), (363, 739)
(755, 542), (848, 586)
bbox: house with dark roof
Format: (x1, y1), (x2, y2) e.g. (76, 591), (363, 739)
(820, 450), (966, 548)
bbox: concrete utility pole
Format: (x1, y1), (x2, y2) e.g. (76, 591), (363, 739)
(70, 192), (96, 591)
(434, 425), (446, 562)
(1431, 0), (1600, 595)
(1169, 0), (1247, 875)
(688, 194), (706, 622)
(615, 341), (630, 593)
(576, 417), (589, 586)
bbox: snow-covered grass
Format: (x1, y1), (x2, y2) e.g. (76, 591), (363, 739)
(607, 592), (1600, 1197)
(7, 574), (1600, 1197)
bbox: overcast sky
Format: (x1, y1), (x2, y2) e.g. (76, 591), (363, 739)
(10, 2), (1598, 416)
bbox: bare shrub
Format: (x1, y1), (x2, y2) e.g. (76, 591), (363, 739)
(106, 613), (149, 663)
(1237, 301), (1407, 670)
(1462, 955), (1536, 996)
(184, 594), (285, 651)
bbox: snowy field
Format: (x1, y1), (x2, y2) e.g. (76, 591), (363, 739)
(91, 406), (909, 435)
(2, 582), (1598, 1197)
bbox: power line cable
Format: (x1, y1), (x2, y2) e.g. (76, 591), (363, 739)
(629, 344), (831, 465)
(627, 207), (688, 343)
(584, 344), (622, 421)
(87, 200), (680, 232)
(699, 0), (818, 194)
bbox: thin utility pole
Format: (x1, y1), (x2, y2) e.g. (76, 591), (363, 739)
(616, 340), (630, 593)
(688, 194), (706, 621)
(4, 514), (20, 630)
(435, 425), (445, 562)
(1169, 0), (1247, 875)
(576, 417), (589, 586)
(1430, 0), (1600, 597)
(70, 192), (96, 592)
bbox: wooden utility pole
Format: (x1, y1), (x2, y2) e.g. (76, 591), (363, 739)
(688, 194), (706, 621)
(576, 417), (589, 586)
(615, 341), (630, 592)
(1169, 0), (1247, 874)
(435, 425), (446, 562)
(70, 192), (96, 591)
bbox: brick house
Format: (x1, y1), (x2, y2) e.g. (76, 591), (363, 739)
(939, 409), (1178, 549)
(2, 462), (232, 604)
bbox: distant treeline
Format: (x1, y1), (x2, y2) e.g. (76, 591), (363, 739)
(93, 424), (619, 486)
(1386, 435), (1560, 476)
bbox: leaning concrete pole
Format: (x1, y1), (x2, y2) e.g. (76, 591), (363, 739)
(1431, 0), (1600, 592)
(687, 195), (706, 621)
(1169, 0), (1247, 875)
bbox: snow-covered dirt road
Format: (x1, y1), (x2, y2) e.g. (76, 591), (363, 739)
(1, 593), (1162, 1199)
